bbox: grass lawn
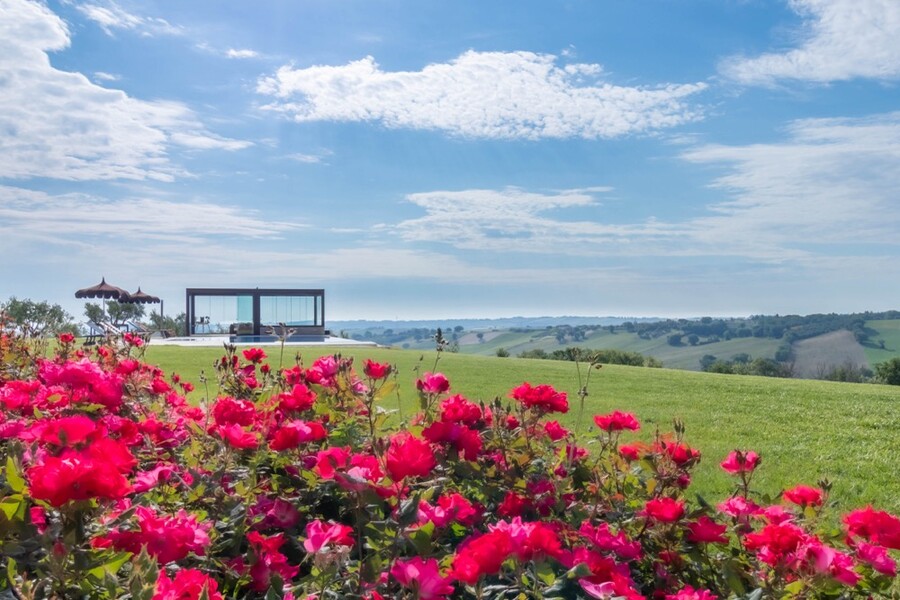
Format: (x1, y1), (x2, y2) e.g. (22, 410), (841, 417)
(144, 344), (900, 516)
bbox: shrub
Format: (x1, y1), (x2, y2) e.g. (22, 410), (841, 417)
(1, 314), (898, 599)
(875, 357), (900, 386)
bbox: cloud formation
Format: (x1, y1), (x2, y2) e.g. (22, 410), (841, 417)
(226, 48), (259, 59)
(393, 112), (900, 263)
(0, 0), (250, 181)
(75, 0), (182, 37)
(257, 51), (707, 139)
(0, 186), (300, 245)
(721, 0), (900, 84)
(683, 112), (900, 248)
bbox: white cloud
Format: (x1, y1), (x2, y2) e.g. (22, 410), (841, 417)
(0, 185), (302, 244)
(0, 0), (250, 182)
(226, 48), (259, 59)
(75, 1), (182, 37)
(284, 150), (332, 164)
(93, 71), (120, 82)
(391, 187), (690, 256)
(682, 112), (900, 247)
(257, 51), (707, 139)
(721, 0), (900, 84)
(392, 112), (900, 263)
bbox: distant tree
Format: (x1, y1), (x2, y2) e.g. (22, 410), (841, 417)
(667, 334), (683, 347)
(453, 325), (464, 333)
(707, 360), (734, 374)
(700, 354), (718, 371)
(2, 297), (76, 337)
(476, 332), (485, 343)
(687, 334), (700, 346)
(775, 344), (793, 362)
(732, 353), (751, 364)
(519, 349), (548, 359)
(607, 325), (615, 334)
(623, 321), (635, 333)
(106, 301), (145, 324)
(495, 347), (510, 358)
(84, 303), (105, 325)
(555, 331), (567, 345)
(874, 358), (900, 385)
(148, 311), (186, 336)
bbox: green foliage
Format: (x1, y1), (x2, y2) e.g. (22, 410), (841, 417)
(874, 357), (900, 385)
(148, 310), (186, 335)
(495, 347), (509, 357)
(1, 297), (76, 337)
(106, 301), (145, 323)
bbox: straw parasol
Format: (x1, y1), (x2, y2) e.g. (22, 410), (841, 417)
(75, 277), (130, 324)
(75, 277), (129, 300)
(119, 287), (160, 304)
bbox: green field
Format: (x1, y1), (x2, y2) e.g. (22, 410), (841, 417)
(144, 344), (900, 516)
(865, 319), (900, 366)
(456, 328), (782, 370)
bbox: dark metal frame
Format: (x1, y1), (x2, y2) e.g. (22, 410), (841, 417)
(184, 288), (325, 337)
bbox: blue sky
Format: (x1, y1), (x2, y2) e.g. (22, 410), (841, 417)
(2, 0), (899, 321)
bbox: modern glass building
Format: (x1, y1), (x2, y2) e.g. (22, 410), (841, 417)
(184, 288), (325, 340)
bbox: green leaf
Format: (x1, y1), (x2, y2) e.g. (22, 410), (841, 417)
(5, 456), (25, 493)
(0, 495), (25, 521)
(87, 552), (132, 582)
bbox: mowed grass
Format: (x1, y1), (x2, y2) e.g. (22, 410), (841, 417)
(144, 345), (900, 515)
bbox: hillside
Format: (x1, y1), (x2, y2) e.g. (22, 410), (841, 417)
(336, 312), (900, 379)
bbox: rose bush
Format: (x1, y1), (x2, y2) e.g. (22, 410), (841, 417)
(0, 315), (898, 599)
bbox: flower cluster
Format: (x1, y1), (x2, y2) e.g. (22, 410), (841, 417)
(0, 321), (898, 599)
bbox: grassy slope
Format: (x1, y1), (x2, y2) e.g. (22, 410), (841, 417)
(459, 329), (782, 370)
(864, 319), (900, 366)
(143, 345), (900, 515)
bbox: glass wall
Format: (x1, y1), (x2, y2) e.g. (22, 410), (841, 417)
(260, 295), (321, 327)
(188, 295), (254, 333)
(185, 288), (325, 337)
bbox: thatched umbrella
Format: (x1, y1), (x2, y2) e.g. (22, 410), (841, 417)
(75, 277), (129, 300)
(119, 287), (160, 304)
(75, 277), (129, 325)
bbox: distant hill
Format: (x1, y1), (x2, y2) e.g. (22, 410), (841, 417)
(329, 311), (900, 381)
(329, 315), (662, 331)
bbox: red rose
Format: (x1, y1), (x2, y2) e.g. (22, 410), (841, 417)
(363, 359), (392, 379)
(451, 530), (513, 584)
(28, 449), (132, 507)
(720, 450), (760, 474)
(644, 497), (685, 523)
(593, 411), (640, 432)
(153, 568), (222, 600)
(385, 432), (436, 481)
(416, 372), (450, 395)
(242, 348), (267, 363)
(686, 516), (728, 544)
(782, 485), (824, 507)
(510, 382), (568, 414)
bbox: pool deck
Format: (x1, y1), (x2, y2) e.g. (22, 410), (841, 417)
(150, 335), (378, 348)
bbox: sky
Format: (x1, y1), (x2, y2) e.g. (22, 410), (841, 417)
(1, 0), (899, 322)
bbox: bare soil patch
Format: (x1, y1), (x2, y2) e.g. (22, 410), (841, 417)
(791, 330), (868, 378)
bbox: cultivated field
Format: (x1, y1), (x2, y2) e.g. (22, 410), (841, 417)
(144, 344), (900, 516)
(792, 330), (869, 378)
